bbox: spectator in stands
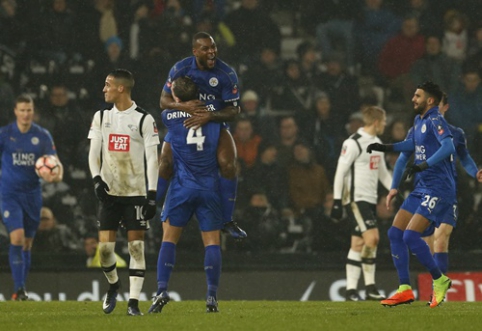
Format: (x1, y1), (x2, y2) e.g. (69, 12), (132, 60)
(223, 0), (281, 65)
(242, 46), (283, 108)
(353, 0), (401, 74)
(410, 35), (461, 94)
(275, 116), (300, 169)
(271, 59), (320, 114)
(378, 16), (425, 103)
(36, 84), (87, 173)
(313, 0), (360, 68)
(240, 90), (276, 138)
(0, 0), (25, 52)
(84, 232), (127, 268)
(32, 207), (79, 253)
(400, 0), (442, 37)
(0, 70), (15, 126)
(447, 69), (482, 141)
(37, 0), (79, 65)
(245, 141), (289, 213)
(318, 52), (360, 129)
(296, 41), (323, 84)
(305, 93), (338, 181)
(442, 10), (469, 63)
(233, 117), (262, 169)
(286, 140), (331, 252)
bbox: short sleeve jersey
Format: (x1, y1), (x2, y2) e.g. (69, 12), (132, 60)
(162, 109), (221, 191)
(0, 122), (56, 193)
(163, 56), (240, 112)
(88, 102), (160, 197)
(410, 106), (456, 198)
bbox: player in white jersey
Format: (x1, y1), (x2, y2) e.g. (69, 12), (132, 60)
(88, 69), (159, 316)
(331, 106), (392, 301)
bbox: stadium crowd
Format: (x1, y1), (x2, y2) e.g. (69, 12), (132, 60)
(1, 0), (482, 256)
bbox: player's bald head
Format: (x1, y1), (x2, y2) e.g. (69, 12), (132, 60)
(192, 32), (214, 48)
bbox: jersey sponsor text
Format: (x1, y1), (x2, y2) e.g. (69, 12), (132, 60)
(108, 134), (130, 152)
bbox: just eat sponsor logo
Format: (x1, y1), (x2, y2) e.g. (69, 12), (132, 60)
(108, 134), (130, 151)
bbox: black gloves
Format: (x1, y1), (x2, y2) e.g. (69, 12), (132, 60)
(93, 176), (110, 202)
(142, 191), (157, 220)
(330, 199), (343, 220)
(404, 161), (429, 179)
(366, 143), (393, 154)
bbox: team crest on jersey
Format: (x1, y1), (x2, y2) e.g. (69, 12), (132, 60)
(341, 145), (347, 155)
(437, 125), (444, 135)
(421, 124), (426, 133)
(108, 134), (130, 152)
(167, 78), (172, 88)
(31, 137), (39, 145)
(128, 124), (138, 132)
(153, 122), (158, 133)
(232, 84), (238, 94)
(3, 210), (9, 218)
(209, 77), (218, 87)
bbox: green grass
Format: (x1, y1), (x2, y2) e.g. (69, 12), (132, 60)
(2, 301), (482, 331)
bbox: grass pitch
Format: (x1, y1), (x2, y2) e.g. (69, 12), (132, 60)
(1, 301), (481, 331)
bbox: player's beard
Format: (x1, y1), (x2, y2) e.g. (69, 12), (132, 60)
(414, 100), (427, 115)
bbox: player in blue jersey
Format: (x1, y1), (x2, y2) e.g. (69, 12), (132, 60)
(157, 31), (246, 240)
(367, 81), (455, 308)
(0, 94), (63, 300)
(149, 76), (223, 314)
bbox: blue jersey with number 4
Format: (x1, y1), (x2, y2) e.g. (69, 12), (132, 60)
(162, 109), (221, 191)
(0, 122), (56, 194)
(163, 56), (240, 112)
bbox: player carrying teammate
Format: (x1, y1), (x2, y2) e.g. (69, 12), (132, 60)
(149, 76), (224, 314)
(157, 31), (246, 240)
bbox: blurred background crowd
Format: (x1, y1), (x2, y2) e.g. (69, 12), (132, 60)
(1, 0), (482, 259)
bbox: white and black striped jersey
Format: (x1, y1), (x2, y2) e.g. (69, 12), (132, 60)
(333, 128), (392, 205)
(88, 102), (159, 197)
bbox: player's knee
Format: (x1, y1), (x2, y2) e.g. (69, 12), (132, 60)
(402, 229), (421, 247)
(98, 242), (116, 265)
(387, 226), (403, 242)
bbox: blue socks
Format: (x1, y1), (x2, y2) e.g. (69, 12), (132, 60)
(387, 226), (411, 285)
(403, 230), (442, 280)
(219, 177), (237, 224)
(434, 252), (449, 274)
(9, 245), (24, 291)
(204, 245), (222, 298)
(23, 250), (31, 282)
(156, 242), (176, 294)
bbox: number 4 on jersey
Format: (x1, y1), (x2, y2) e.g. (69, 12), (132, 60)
(186, 128), (205, 151)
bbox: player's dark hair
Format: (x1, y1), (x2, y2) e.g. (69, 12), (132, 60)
(417, 81), (443, 105)
(192, 31), (213, 46)
(108, 68), (135, 91)
(16, 94), (34, 105)
(172, 76), (198, 102)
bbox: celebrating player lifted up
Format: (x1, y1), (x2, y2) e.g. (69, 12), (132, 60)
(367, 81), (455, 308)
(157, 32), (246, 240)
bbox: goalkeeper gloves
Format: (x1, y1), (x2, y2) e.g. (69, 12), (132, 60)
(404, 161), (429, 179)
(93, 176), (110, 202)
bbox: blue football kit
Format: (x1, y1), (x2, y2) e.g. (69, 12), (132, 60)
(160, 109), (223, 231)
(0, 122), (56, 236)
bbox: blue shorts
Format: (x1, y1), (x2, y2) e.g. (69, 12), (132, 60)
(401, 189), (456, 228)
(1, 191), (42, 237)
(161, 181), (223, 232)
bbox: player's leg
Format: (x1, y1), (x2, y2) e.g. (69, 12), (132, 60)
(381, 208), (415, 306)
(361, 227), (385, 300)
(201, 229), (222, 312)
(433, 223), (453, 274)
(217, 128), (246, 239)
(405, 214), (451, 307)
(149, 219), (183, 314)
(345, 235), (363, 301)
(156, 141), (173, 202)
(127, 222), (147, 316)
